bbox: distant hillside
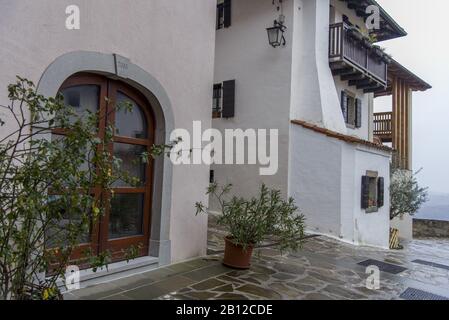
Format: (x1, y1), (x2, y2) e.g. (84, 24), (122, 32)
(415, 192), (449, 221)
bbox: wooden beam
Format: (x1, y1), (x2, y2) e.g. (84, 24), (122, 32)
(392, 76), (398, 155)
(397, 78), (403, 167)
(332, 67), (356, 76)
(401, 80), (407, 169)
(363, 85), (383, 93)
(405, 85), (410, 170)
(330, 61), (347, 70)
(342, 73), (366, 81)
(356, 80), (377, 89)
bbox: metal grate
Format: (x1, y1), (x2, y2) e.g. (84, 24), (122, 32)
(358, 259), (407, 274)
(400, 287), (449, 301)
(412, 259), (449, 271)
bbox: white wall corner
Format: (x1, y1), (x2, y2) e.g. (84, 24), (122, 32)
(292, 0), (347, 134)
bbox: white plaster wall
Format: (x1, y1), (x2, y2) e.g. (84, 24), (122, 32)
(391, 214), (413, 240)
(291, 0), (347, 134)
(352, 148), (391, 248)
(340, 142), (356, 242)
(0, 0), (217, 263)
(212, 0), (377, 208)
(212, 0), (294, 202)
(289, 125), (391, 248)
(289, 125), (342, 238)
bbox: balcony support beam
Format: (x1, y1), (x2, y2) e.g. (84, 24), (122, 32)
(355, 79), (376, 89)
(332, 67), (356, 76)
(342, 73), (366, 81)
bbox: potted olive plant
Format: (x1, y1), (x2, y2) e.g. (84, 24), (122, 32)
(196, 183), (305, 269)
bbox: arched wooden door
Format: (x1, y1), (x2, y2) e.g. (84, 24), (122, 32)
(56, 73), (155, 263)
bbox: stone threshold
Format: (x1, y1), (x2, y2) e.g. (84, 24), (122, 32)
(63, 256), (159, 292)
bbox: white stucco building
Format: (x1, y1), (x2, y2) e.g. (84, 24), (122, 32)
(212, 0), (430, 248)
(0, 0), (430, 284)
(0, 0), (217, 282)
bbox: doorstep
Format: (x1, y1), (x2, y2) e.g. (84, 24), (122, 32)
(61, 256), (159, 292)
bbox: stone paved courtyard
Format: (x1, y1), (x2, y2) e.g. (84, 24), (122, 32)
(66, 219), (449, 300)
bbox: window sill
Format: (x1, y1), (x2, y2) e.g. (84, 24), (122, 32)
(365, 206), (379, 214)
(346, 124), (356, 129)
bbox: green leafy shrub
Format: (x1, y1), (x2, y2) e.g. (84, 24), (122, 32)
(390, 168), (428, 220)
(196, 183), (306, 251)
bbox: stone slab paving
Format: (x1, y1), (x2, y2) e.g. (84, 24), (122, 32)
(67, 223), (449, 300)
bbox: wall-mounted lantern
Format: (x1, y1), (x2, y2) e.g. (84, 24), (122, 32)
(267, 13), (286, 48)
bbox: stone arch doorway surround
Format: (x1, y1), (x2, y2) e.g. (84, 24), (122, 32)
(37, 51), (174, 266)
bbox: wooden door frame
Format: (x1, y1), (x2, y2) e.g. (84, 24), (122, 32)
(102, 79), (155, 261)
(53, 73), (155, 264)
(53, 74), (109, 262)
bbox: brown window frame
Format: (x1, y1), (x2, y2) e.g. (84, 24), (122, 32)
(50, 73), (155, 265)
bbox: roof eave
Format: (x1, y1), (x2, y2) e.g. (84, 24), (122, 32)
(370, 0), (407, 41)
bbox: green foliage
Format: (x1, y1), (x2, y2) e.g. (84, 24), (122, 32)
(84, 249), (111, 273)
(123, 244), (144, 264)
(390, 168), (429, 220)
(0, 77), (174, 300)
(196, 183), (306, 252)
(368, 33), (378, 43)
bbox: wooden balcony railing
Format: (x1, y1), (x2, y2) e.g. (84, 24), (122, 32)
(329, 23), (388, 88)
(373, 112), (392, 142)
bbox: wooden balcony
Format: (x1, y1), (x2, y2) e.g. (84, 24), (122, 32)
(374, 112), (392, 143)
(329, 23), (388, 92)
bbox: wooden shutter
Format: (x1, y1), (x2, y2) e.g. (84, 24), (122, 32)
(224, 0), (232, 28)
(209, 170), (215, 184)
(361, 176), (370, 209)
(341, 91), (348, 123)
(216, 3), (224, 30)
(355, 98), (362, 128)
(377, 177), (384, 208)
(222, 80), (235, 118)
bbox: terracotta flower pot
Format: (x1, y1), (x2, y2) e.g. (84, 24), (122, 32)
(223, 236), (254, 269)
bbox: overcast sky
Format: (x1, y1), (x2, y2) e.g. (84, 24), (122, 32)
(375, 0), (449, 194)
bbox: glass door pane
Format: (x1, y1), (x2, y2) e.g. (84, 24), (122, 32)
(108, 193), (145, 239)
(60, 85), (100, 124)
(115, 92), (148, 139)
(112, 143), (147, 188)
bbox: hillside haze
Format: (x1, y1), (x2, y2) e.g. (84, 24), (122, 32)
(415, 192), (449, 221)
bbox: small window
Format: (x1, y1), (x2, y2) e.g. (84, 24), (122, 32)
(212, 83), (223, 118)
(361, 171), (385, 213)
(367, 177), (378, 208)
(212, 80), (235, 119)
(216, 0), (231, 30)
(209, 170), (215, 184)
(217, 0), (225, 30)
(341, 91), (362, 128)
(347, 94), (356, 127)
